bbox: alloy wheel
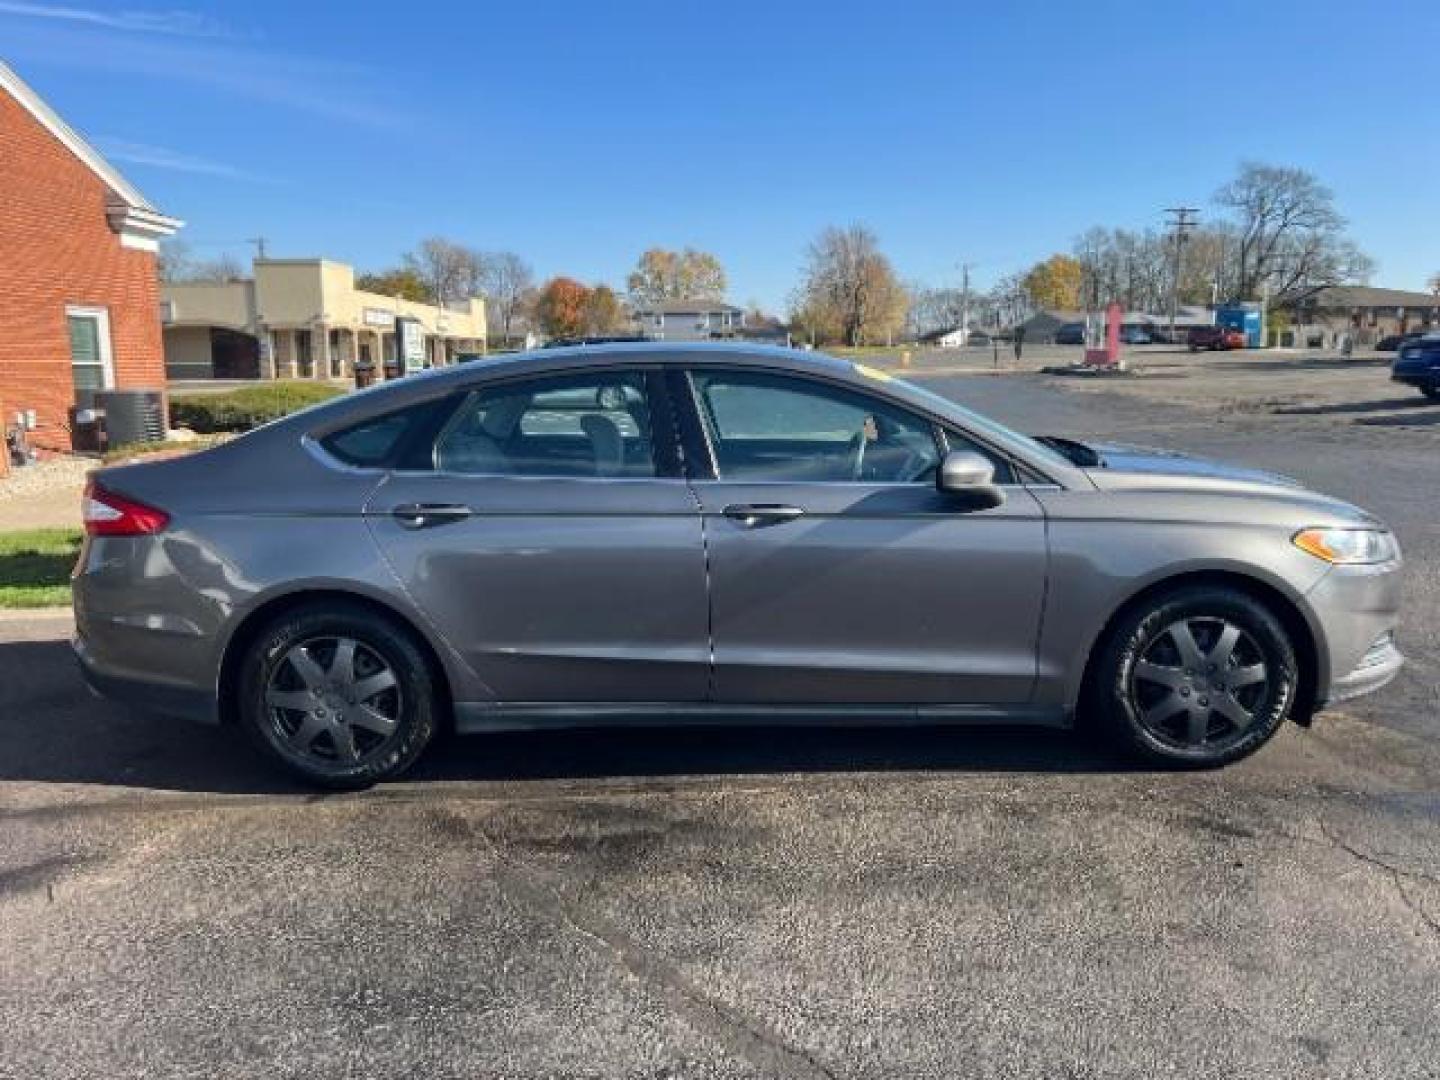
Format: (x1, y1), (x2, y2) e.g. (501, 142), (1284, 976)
(264, 636), (403, 767)
(1129, 616), (1270, 751)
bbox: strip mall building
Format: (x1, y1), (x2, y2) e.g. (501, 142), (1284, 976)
(0, 60), (180, 466)
(162, 261), (487, 381)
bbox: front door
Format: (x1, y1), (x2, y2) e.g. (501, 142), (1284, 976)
(366, 369), (709, 703)
(677, 368), (1048, 705)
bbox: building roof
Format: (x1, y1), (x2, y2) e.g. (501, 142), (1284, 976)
(634, 299), (743, 316)
(0, 60), (182, 245)
(1291, 286), (1439, 309)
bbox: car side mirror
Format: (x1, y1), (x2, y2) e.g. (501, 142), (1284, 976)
(936, 450), (1005, 509)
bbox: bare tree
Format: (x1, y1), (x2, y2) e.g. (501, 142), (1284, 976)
(404, 237), (482, 308)
(792, 225), (907, 346)
(477, 251), (535, 345)
(1215, 163), (1370, 303)
(907, 284), (969, 337)
(158, 241), (247, 284)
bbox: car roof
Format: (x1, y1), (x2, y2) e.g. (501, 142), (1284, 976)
(461, 341), (856, 378)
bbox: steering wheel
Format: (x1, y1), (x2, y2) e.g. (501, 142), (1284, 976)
(847, 429), (868, 480)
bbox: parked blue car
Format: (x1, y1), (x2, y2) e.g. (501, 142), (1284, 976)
(1392, 335), (1440, 400)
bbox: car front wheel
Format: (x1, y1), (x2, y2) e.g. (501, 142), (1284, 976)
(238, 603), (439, 788)
(1088, 586), (1299, 768)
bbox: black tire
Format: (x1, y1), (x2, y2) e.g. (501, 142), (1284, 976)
(238, 603), (439, 788)
(1087, 586), (1299, 768)
(1422, 385), (1440, 401)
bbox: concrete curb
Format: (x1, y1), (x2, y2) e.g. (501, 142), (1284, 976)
(0, 607), (74, 623)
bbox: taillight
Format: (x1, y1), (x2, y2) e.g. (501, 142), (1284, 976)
(83, 480), (170, 537)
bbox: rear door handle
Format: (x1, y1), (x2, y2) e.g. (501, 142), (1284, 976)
(722, 503), (805, 528)
(391, 503), (472, 529)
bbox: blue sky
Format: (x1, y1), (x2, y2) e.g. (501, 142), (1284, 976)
(3, 0), (1437, 310)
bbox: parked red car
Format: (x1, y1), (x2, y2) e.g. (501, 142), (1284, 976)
(1188, 326), (1247, 352)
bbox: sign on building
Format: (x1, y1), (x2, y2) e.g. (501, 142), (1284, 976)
(396, 317), (426, 372)
(363, 307), (395, 328)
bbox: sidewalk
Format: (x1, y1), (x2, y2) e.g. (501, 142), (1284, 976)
(0, 457), (88, 530)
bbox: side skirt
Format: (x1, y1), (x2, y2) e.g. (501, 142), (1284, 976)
(453, 701), (1071, 735)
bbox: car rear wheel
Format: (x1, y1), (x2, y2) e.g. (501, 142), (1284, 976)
(238, 604), (439, 788)
(1422, 385), (1440, 401)
(1088, 586), (1299, 768)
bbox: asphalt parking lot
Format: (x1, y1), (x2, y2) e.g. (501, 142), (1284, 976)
(3, 360), (1438, 1079)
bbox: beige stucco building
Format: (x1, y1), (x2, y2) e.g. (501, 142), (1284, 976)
(162, 258), (486, 381)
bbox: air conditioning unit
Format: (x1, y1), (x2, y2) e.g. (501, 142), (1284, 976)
(94, 389), (166, 447)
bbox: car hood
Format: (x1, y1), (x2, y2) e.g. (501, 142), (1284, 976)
(1086, 442), (1305, 489)
(1075, 442), (1381, 524)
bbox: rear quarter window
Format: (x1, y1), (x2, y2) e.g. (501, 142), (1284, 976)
(319, 398), (454, 468)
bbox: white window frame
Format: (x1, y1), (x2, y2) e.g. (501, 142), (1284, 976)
(65, 305), (115, 391)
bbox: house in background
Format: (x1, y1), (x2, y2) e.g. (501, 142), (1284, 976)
(919, 326), (978, 348)
(632, 299), (746, 341)
(162, 259), (486, 381)
(1012, 310), (1086, 343)
(1279, 286), (1439, 347)
(0, 60), (181, 464)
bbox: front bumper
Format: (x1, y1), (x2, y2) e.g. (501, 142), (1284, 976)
(1392, 370), (1438, 390)
(1326, 633), (1404, 704)
(1305, 559), (1405, 708)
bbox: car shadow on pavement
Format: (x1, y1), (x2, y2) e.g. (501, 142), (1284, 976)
(1274, 396), (1435, 416)
(0, 638), (1129, 797)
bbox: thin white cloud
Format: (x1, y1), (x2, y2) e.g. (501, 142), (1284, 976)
(0, 2), (229, 37)
(5, 25), (419, 131)
(96, 137), (275, 182)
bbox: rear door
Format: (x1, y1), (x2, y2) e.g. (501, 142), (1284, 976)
(364, 367), (710, 703)
(674, 366), (1048, 706)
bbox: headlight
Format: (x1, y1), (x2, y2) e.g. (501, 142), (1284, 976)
(1292, 527), (1400, 565)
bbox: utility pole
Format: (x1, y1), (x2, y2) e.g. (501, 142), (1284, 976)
(1164, 207), (1199, 342)
(247, 236), (268, 262)
(957, 262), (973, 349)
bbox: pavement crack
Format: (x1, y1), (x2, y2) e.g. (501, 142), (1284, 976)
(440, 809), (839, 1080)
(1316, 820), (1440, 941)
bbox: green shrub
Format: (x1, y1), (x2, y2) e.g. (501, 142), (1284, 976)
(102, 435), (227, 463)
(170, 382), (344, 433)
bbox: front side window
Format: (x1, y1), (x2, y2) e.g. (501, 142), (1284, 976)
(433, 371), (658, 478)
(689, 371), (942, 483)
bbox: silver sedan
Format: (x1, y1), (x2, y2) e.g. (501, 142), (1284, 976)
(73, 344), (1404, 786)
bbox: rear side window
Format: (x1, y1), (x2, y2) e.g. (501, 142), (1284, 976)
(432, 371), (659, 478)
(320, 405), (431, 467)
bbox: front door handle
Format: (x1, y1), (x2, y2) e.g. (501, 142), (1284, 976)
(391, 503), (472, 529)
(722, 503), (805, 528)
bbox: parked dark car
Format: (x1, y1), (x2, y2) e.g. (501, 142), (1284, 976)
(1119, 325), (1154, 345)
(1054, 323), (1086, 345)
(1391, 335), (1440, 400)
(1188, 326), (1246, 352)
(1376, 332), (1423, 352)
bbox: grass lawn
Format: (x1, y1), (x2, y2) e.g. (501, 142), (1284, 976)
(0, 528), (83, 608)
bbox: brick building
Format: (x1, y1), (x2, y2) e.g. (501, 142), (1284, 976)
(0, 60), (181, 469)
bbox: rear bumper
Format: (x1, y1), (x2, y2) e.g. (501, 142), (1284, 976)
(73, 632), (219, 724)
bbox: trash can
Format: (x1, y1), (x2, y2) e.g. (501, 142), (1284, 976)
(354, 361), (377, 390)
(383, 358), (402, 381)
